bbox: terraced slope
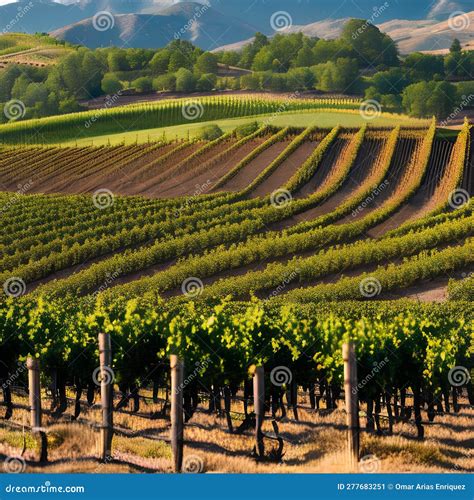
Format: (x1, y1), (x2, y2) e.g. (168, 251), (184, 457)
(0, 121), (472, 304)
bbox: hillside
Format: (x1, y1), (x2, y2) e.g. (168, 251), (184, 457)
(51, 3), (257, 50)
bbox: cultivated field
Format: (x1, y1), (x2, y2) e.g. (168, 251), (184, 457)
(0, 96), (472, 474)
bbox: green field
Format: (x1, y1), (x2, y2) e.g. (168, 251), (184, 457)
(56, 110), (427, 146)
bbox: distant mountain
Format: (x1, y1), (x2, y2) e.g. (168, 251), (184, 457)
(0, 0), (95, 32)
(2, 0), (474, 51)
(51, 3), (257, 50)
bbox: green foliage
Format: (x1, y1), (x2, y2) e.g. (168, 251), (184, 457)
(402, 81), (457, 118)
(235, 121), (259, 138)
(175, 68), (197, 92)
(131, 76), (153, 93)
(101, 73), (123, 95)
(197, 124), (224, 141)
(195, 52), (218, 75)
(341, 19), (399, 67)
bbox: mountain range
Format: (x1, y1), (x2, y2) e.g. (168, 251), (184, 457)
(0, 0), (473, 52)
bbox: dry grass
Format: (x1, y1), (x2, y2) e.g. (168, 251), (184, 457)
(0, 390), (472, 474)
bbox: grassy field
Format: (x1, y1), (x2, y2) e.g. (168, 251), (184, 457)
(61, 110), (428, 146)
(0, 33), (70, 66)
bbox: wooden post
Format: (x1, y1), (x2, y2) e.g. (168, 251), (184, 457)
(27, 357), (47, 462)
(253, 365), (265, 458)
(170, 355), (184, 472)
(99, 332), (113, 461)
(343, 342), (359, 470)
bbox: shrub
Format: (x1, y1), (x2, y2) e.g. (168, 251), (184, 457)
(197, 124), (224, 141)
(235, 121), (259, 138)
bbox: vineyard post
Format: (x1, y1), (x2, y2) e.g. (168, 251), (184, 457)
(170, 355), (184, 472)
(253, 365), (265, 458)
(27, 357), (47, 462)
(99, 332), (113, 462)
(343, 342), (359, 470)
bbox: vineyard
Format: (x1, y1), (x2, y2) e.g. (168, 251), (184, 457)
(0, 103), (473, 473)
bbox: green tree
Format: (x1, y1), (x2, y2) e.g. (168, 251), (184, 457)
(168, 50), (192, 72)
(450, 38), (462, 54)
(295, 44), (314, 68)
(175, 68), (196, 92)
(153, 74), (176, 92)
(196, 73), (217, 91)
(149, 49), (171, 75)
(195, 52), (218, 75)
(101, 73), (123, 94)
(341, 19), (399, 67)
(132, 76), (153, 93)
